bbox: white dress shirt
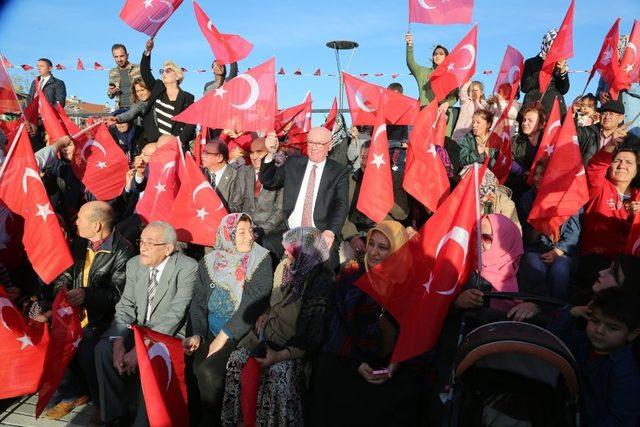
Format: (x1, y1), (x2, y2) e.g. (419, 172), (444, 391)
(210, 164), (227, 188)
(146, 255), (170, 322)
(39, 75), (51, 89)
(288, 158), (326, 229)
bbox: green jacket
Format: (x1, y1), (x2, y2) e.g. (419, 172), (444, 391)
(458, 131), (496, 169)
(406, 44), (458, 107)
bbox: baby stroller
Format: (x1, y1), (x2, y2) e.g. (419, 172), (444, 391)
(442, 293), (580, 427)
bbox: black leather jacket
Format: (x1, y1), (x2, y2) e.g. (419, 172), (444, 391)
(54, 230), (134, 331)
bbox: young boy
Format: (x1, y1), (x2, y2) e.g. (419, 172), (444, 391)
(550, 287), (640, 426)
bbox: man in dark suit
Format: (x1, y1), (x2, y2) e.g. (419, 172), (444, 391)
(260, 127), (349, 267)
(94, 221), (197, 426)
(26, 58), (67, 107)
(201, 139), (238, 210)
(229, 137), (284, 240)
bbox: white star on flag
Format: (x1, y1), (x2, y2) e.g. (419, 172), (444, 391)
(447, 63), (456, 72)
(214, 87), (227, 98)
(17, 334), (33, 350)
(96, 161), (107, 169)
(624, 63), (634, 73)
(57, 306), (73, 317)
(427, 144), (438, 158)
(196, 207), (209, 220)
(576, 168), (585, 177)
(600, 48), (612, 65)
(544, 145), (554, 157)
(72, 336), (82, 349)
(35, 203), (54, 221)
(154, 182), (166, 194)
(370, 153), (386, 169)
(143, 0), (153, 8)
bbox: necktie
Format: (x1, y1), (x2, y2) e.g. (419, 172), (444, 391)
(210, 172), (217, 189)
(147, 268), (159, 317)
(301, 165), (317, 227)
(254, 172), (262, 198)
(39, 78), (45, 90)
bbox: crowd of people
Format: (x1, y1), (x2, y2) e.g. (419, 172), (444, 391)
(1, 25), (640, 427)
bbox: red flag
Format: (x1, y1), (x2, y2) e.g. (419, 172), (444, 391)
(77, 58), (85, 71)
(20, 64), (33, 71)
(627, 212), (640, 257)
(119, 0), (183, 37)
(1, 55), (12, 69)
(278, 67), (286, 75)
(173, 58), (276, 133)
(356, 96), (394, 223)
(23, 96), (39, 126)
(527, 99), (561, 186)
(357, 163), (485, 363)
(539, 0), (575, 95)
(492, 45), (524, 104)
(276, 92), (312, 146)
(613, 19), (640, 97)
(68, 122), (130, 201)
(192, 126), (209, 166)
(429, 25), (478, 102)
(488, 109), (513, 184)
(193, 1), (253, 65)
(408, 0), (473, 24)
(313, 68), (321, 76)
(0, 285), (49, 399)
(323, 97), (338, 131)
(0, 126), (73, 283)
(403, 101), (450, 212)
(36, 287), (82, 418)
(528, 108), (588, 242)
(343, 73), (419, 125)
(584, 19), (620, 95)
(169, 153), (227, 246)
(136, 139), (181, 223)
(0, 58), (21, 115)
(94, 62), (104, 71)
(133, 326), (189, 427)
(37, 85), (68, 143)
(55, 64), (66, 71)
(294, 68), (302, 75)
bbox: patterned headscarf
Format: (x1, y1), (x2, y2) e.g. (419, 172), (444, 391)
(618, 35), (630, 59)
(539, 29), (558, 60)
(204, 213), (270, 310)
(280, 227), (330, 306)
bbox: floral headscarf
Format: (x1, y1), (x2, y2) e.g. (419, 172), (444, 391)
(280, 227), (330, 306)
(618, 35), (630, 59)
(204, 213), (270, 310)
(539, 29), (558, 60)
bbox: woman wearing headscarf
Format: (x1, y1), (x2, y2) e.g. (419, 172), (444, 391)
(186, 213), (273, 427)
(309, 221), (422, 426)
(221, 227), (334, 426)
(140, 37), (196, 149)
(454, 214), (544, 320)
(520, 29), (570, 116)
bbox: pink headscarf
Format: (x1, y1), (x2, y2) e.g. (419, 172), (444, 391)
(480, 214), (523, 310)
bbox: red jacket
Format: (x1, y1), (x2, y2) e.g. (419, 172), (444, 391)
(580, 149), (639, 256)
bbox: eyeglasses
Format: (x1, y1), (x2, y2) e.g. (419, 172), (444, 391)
(159, 68), (175, 75)
(308, 141), (331, 147)
(137, 239), (168, 247)
(201, 151), (221, 157)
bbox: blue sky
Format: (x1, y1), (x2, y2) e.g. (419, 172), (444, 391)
(0, 0), (638, 126)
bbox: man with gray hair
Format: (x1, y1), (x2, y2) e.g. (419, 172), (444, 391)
(94, 221), (197, 425)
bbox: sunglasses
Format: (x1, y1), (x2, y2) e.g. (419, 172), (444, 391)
(159, 68), (175, 75)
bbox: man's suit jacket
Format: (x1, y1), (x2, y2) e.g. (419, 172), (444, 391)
(202, 165), (237, 210)
(259, 155), (349, 238)
(105, 251), (197, 339)
(27, 75), (67, 107)
(229, 165), (284, 234)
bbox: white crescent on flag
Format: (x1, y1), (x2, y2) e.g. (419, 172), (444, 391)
(507, 65), (521, 85)
(0, 298), (18, 330)
(146, 0), (174, 24)
(148, 342), (172, 391)
(417, 0), (437, 9)
(22, 167), (41, 194)
(355, 90), (376, 113)
(546, 120), (561, 136)
(433, 226), (470, 295)
(192, 181), (214, 202)
(230, 74), (260, 110)
(80, 139), (108, 162)
(459, 44), (476, 71)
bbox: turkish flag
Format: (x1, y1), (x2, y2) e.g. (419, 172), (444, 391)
(192, 125), (209, 166)
(584, 19), (620, 96)
(627, 212), (640, 257)
(119, 0), (183, 37)
(539, 0), (574, 95)
(193, 1), (253, 65)
(68, 122), (130, 201)
(356, 96), (394, 223)
(173, 58), (276, 133)
(343, 73), (419, 125)
(133, 326), (189, 427)
(357, 162), (485, 363)
(1, 54), (12, 69)
(403, 101), (450, 213)
(408, 0), (473, 24)
(0, 285), (50, 399)
(527, 99), (561, 186)
(0, 126), (73, 283)
(136, 139), (181, 223)
(0, 59), (21, 115)
(429, 25), (478, 102)
(528, 108), (589, 243)
(94, 62), (104, 71)
(77, 58), (85, 71)
(168, 153), (227, 246)
(37, 85), (67, 143)
(492, 45), (524, 104)
(613, 19), (640, 96)
(323, 97), (338, 132)
(23, 96), (39, 126)
(36, 287), (82, 418)
(55, 64), (66, 71)
(488, 109), (513, 184)
(276, 92), (312, 146)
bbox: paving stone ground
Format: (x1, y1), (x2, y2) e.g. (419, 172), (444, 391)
(0, 395), (95, 427)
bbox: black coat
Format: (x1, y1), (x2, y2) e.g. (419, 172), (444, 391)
(259, 155), (350, 239)
(576, 123), (640, 165)
(54, 230), (135, 332)
(140, 53), (196, 147)
(520, 55), (570, 116)
(27, 75), (67, 107)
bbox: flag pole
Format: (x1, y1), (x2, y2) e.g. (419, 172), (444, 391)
(627, 110), (640, 127)
(473, 162), (483, 276)
(69, 119), (104, 140)
(0, 123), (25, 182)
